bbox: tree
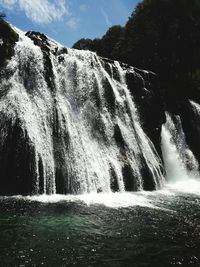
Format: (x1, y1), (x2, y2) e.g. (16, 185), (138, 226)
(72, 38), (93, 50)
(72, 37), (103, 55)
(0, 12), (6, 18)
(72, 26), (124, 60)
(122, 0), (200, 103)
(73, 0), (200, 106)
(100, 25), (124, 59)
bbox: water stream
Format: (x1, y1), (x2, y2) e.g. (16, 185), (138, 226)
(0, 27), (200, 267)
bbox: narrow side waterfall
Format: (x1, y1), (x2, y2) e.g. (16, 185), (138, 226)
(161, 112), (199, 182)
(0, 27), (164, 195)
(190, 100), (200, 115)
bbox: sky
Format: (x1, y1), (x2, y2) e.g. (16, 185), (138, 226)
(0, 0), (140, 47)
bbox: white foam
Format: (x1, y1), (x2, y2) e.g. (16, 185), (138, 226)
(166, 179), (200, 194)
(23, 192), (155, 208)
(1, 177), (200, 210)
(161, 113), (199, 183)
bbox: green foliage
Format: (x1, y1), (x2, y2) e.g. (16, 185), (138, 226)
(72, 26), (124, 60)
(73, 38), (94, 50)
(73, 0), (200, 106)
(0, 12), (6, 18)
(72, 37), (103, 56)
(122, 0), (200, 103)
(100, 25), (124, 59)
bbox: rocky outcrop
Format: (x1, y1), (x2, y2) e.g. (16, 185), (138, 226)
(0, 22), (168, 195)
(0, 118), (36, 195)
(125, 67), (165, 159)
(0, 19), (18, 68)
(176, 100), (200, 170)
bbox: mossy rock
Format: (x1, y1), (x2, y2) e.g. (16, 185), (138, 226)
(0, 19), (18, 67)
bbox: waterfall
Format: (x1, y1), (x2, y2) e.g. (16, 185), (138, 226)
(0, 27), (165, 195)
(190, 100), (200, 115)
(161, 112), (199, 182)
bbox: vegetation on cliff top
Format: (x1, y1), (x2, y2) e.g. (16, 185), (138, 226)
(73, 0), (200, 110)
(0, 17), (18, 67)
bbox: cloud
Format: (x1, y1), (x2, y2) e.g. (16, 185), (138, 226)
(101, 8), (112, 27)
(66, 16), (79, 30)
(0, 0), (69, 24)
(79, 4), (87, 12)
(0, 0), (17, 8)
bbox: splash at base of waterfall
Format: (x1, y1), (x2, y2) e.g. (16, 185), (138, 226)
(1, 23), (200, 197)
(1, 177), (200, 210)
(0, 26), (164, 195)
(165, 178), (200, 194)
(1, 187), (200, 267)
(161, 112), (199, 183)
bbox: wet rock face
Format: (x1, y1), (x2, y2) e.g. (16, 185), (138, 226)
(25, 31), (68, 94)
(103, 77), (116, 115)
(109, 165), (119, 192)
(126, 69), (165, 158)
(177, 101), (200, 170)
(0, 24), (165, 195)
(0, 118), (37, 195)
(122, 164), (136, 191)
(114, 124), (127, 150)
(26, 31), (56, 92)
(0, 19), (19, 68)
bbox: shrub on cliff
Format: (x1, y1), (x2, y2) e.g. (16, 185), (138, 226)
(122, 0), (200, 105)
(73, 25), (124, 59)
(73, 0), (200, 107)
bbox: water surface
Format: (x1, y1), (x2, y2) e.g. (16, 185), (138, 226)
(0, 180), (200, 267)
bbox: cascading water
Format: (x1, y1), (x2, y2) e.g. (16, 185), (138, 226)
(1, 19), (200, 267)
(190, 100), (200, 116)
(161, 112), (199, 183)
(0, 27), (164, 195)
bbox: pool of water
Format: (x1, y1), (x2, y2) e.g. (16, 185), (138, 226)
(0, 180), (200, 267)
